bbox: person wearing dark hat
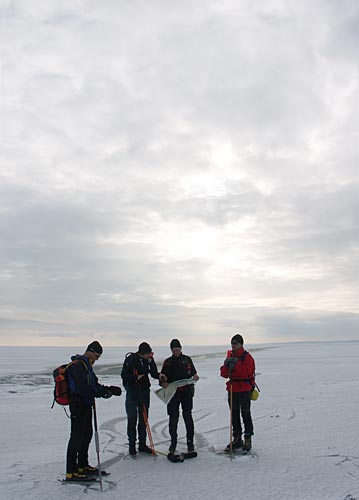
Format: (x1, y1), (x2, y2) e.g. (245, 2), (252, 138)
(159, 339), (199, 453)
(121, 342), (163, 456)
(65, 341), (122, 482)
(220, 334), (256, 452)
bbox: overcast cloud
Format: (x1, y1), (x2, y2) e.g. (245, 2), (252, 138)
(0, 0), (357, 346)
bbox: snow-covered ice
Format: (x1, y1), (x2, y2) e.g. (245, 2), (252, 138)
(0, 341), (358, 500)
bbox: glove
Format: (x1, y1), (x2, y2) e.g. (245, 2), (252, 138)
(103, 388), (113, 399)
(224, 356), (237, 370)
(109, 385), (122, 396)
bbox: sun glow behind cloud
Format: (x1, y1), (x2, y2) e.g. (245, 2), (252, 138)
(0, 0), (357, 346)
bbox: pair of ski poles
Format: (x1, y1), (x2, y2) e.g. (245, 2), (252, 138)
(92, 376), (156, 493)
(133, 369), (156, 455)
(142, 403), (156, 456)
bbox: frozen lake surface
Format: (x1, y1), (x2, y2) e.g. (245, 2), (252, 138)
(0, 341), (358, 500)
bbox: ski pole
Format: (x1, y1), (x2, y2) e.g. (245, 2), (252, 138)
(142, 404), (156, 456)
(134, 368), (156, 456)
(93, 400), (103, 492)
(229, 373), (233, 461)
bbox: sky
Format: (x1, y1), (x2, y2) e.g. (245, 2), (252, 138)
(0, 0), (357, 347)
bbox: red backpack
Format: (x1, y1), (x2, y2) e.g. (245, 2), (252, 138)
(51, 359), (87, 407)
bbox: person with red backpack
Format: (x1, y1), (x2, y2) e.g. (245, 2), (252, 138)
(65, 341), (122, 482)
(220, 334), (256, 452)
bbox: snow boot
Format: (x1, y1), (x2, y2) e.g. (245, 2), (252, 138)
(167, 452), (184, 463)
(65, 472), (96, 482)
(242, 435), (252, 451)
(78, 466), (109, 476)
(129, 443), (136, 456)
(78, 465), (98, 475)
(187, 439), (194, 452)
(169, 439), (177, 453)
(139, 443), (152, 454)
(225, 437), (243, 451)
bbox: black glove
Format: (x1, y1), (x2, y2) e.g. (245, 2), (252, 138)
(224, 357), (237, 370)
(102, 387), (113, 399)
(109, 385), (122, 396)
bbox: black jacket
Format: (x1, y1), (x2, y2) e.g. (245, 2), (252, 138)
(121, 352), (159, 391)
(67, 355), (111, 406)
(160, 354), (197, 384)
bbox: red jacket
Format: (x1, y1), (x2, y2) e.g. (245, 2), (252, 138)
(220, 347), (255, 393)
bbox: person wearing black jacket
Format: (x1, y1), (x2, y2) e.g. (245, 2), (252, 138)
(65, 341), (122, 482)
(160, 339), (199, 453)
(121, 342), (163, 456)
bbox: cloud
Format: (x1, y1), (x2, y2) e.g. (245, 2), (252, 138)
(0, 1), (357, 345)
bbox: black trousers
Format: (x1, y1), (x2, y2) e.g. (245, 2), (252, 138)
(228, 390), (253, 438)
(167, 389), (194, 444)
(125, 388), (150, 446)
(66, 402), (93, 473)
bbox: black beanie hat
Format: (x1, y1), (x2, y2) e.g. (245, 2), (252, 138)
(170, 338), (182, 349)
(231, 334), (244, 345)
(87, 340), (103, 356)
(138, 342), (152, 354)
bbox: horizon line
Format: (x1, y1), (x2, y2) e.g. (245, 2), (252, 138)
(0, 339), (358, 348)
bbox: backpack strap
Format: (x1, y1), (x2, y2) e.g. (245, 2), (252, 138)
(238, 350), (248, 362)
(66, 358), (89, 394)
(124, 352), (136, 370)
